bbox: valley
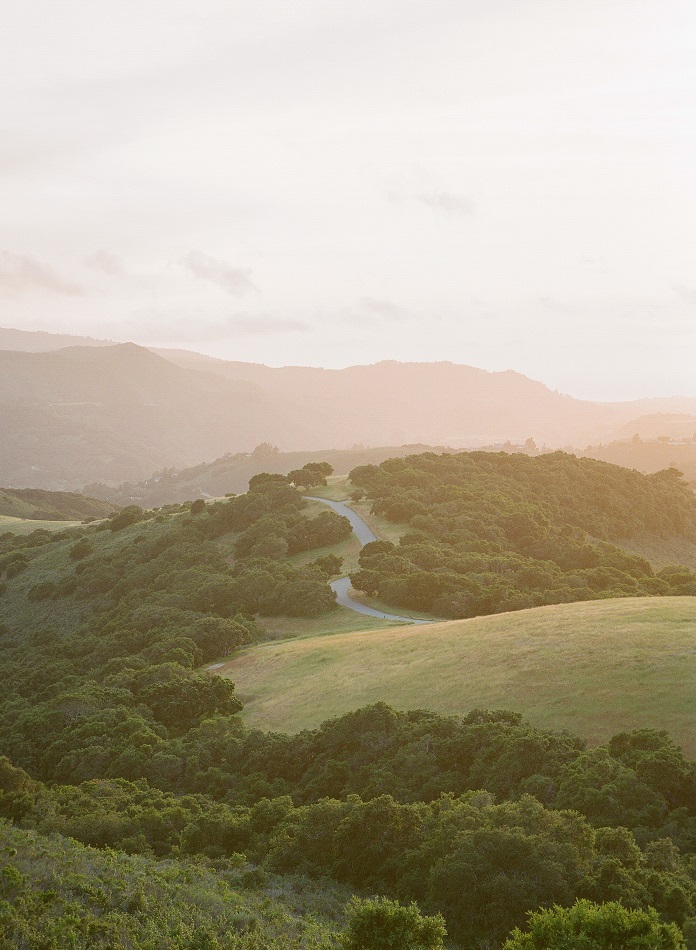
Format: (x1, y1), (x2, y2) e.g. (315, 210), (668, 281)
(3, 398), (696, 947)
(3, 5), (692, 943)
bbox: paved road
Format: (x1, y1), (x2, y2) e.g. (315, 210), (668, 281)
(306, 496), (431, 625)
(304, 496), (378, 545)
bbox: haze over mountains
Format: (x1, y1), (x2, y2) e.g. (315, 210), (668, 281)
(2, 326), (696, 491)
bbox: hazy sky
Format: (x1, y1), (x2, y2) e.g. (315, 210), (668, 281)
(1, 0), (694, 399)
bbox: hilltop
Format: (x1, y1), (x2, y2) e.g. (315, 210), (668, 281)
(219, 597), (696, 753)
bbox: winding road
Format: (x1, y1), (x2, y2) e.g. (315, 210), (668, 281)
(305, 496), (431, 625)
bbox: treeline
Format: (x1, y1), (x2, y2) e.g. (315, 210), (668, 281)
(349, 452), (696, 617)
(0, 474), (350, 787)
(82, 444), (452, 509)
(5, 705), (696, 945)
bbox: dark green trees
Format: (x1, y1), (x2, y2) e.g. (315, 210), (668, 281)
(342, 897), (446, 950)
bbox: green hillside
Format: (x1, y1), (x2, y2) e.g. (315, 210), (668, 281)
(83, 443), (451, 508)
(0, 486), (118, 537)
(0, 822), (346, 948)
(5, 456), (696, 946)
(0, 487), (117, 522)
(347, 451), (696, 619)
(220, 597), (696, 752)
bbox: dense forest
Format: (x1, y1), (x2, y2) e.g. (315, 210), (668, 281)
(348, 451), (696, 617)
(2, 455), (696, 946)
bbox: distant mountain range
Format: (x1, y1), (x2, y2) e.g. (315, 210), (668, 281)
(2, 325), (696, 490)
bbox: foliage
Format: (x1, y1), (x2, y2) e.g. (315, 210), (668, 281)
(349, 452), (696, 618)
(503, 899), (686, 948)
(341, 897), (446, 950)
(0, 821), (344, 948)
(4, 455), (696, 947)
(0, 471), (347, 790)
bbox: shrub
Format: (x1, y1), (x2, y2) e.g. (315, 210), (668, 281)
(503, 899), (686, 949)
(341, 896), (446, 950)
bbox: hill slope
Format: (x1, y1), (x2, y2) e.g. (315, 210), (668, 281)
(83, 443), (452, 507)
(0, 344), (307, 489)
(0, 487), (117, 521)
(220, 597), (696, 752)
(6, 332), (696, 489)
(0, 823), (345, 949)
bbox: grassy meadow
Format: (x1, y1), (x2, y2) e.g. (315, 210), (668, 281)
(220, 596), (696, 753)
(0, 514), (83, 535)
(245, 606), (399, 641)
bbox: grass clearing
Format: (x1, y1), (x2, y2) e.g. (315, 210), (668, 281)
(615, 535), (696, 570)
(252, 607), (399, 642)
(219, 596), (696, 753)
(0, 515), (83, 535)
(305, 475), (352, 501)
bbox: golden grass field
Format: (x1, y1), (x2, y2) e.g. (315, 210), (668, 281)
(0, 515), (82, 535)
(218, 596), (696, 753)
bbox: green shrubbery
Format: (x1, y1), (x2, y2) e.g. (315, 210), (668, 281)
(503, 900), (686, 949)
(349, 452), (696, 617)
(3, 456), (696, 946)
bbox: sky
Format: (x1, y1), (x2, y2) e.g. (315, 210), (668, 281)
(1, 0), (694, 400)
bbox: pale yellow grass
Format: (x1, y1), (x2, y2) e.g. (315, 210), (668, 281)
(0, 515), (82, 535)
(219, 597), (696, 753)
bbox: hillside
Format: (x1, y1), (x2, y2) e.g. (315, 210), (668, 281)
(5, 331), (696, 490)
(0, 344), (306, 489)
(4, 463), (696, 945)
(347, 451), (696, 619)
(0, 822), (346, 949)
(0, 487), (117, 521)
(610, 413), (696, 442)
(83, 443), (452, 507)
(219, 597), (696, 752)
(582, 439), (696, 489)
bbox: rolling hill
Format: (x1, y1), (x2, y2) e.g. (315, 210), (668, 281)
(0, 343), (305, 489)
(218, 596), (696, 753)
(582, 439), (696, 489)
(0, 487), (117, 522)
(4, 329), (696, 490)
(82, 443), (453, 506)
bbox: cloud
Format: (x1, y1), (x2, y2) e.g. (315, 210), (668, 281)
(230, 316), (310, 335)
(360, 297), (407, 321)
(674, 284), (696, 305)
(181, 251), (257, 295)
(84, 250), (124, 276)
(0, 252), (83, 296)
(418, 192), (476, 216)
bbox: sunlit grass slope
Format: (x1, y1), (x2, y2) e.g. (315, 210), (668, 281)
(0, 515), (82, 535)
(220, 597), (696, 753)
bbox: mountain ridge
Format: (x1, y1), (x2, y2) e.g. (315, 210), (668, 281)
(3, 328), (696, 490)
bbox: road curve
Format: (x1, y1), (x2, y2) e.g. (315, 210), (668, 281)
(305, 495), (431, 625)
(304, 495), (378, 546)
